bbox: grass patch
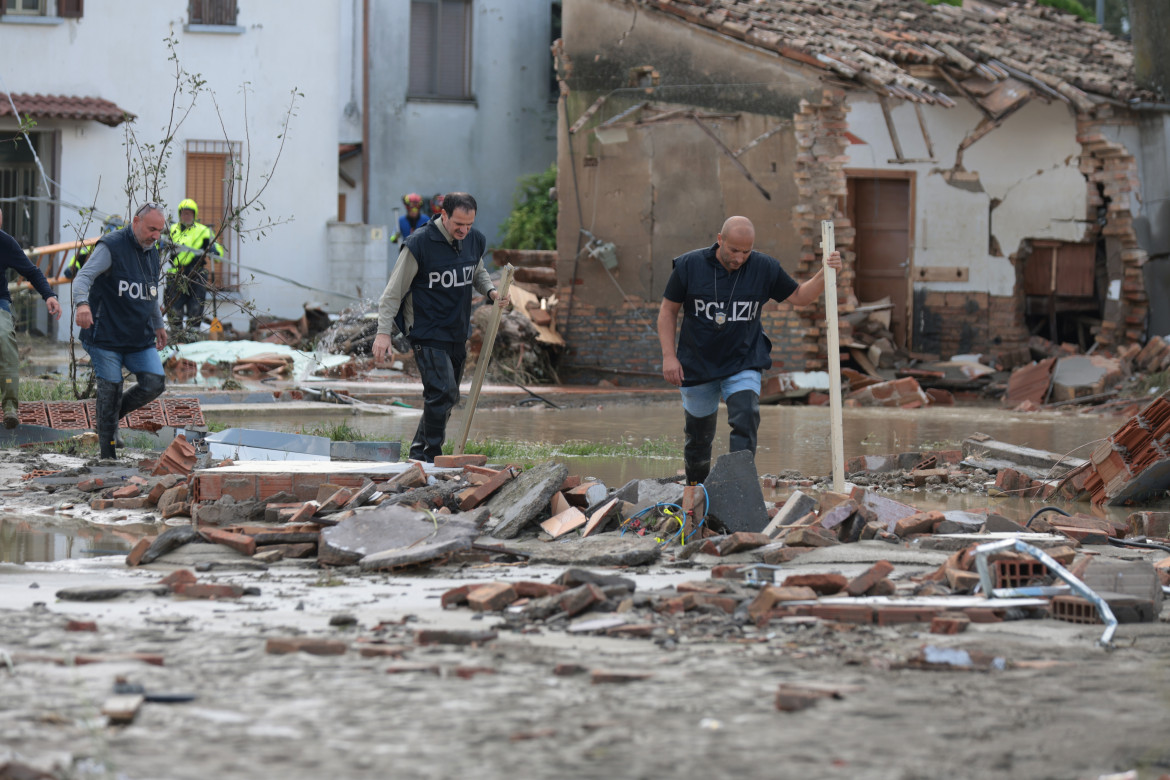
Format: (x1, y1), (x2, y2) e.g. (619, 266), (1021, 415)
(35, 437), (99, 457)
(205, 419), (229, 432)
(19, 379), (85, 402)
(297, 421), (379, 442)
(447, 436), (680, 464)
(1131, 371), (1169, 398)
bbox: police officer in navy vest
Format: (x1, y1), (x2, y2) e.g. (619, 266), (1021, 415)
(0, 208), (62, 429)
(372, 192), (508, 462)
(657, 216), (841, 484)
(73, 202), (168, 460)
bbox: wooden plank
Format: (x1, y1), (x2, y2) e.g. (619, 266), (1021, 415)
(102, 694), (145, 724)
(822, 220), (845, 493)
(914, 266), (969, 282)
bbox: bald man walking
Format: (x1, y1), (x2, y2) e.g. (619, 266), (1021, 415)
(657, 216), (841, 484)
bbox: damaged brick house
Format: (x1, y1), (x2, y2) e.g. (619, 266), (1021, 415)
(553, 0), (1170, 383)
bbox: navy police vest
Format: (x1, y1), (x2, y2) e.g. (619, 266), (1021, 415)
(402, 219), (487, 343)
(82, 227), (161, 352)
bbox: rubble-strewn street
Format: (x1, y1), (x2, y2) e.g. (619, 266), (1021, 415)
(3, 394), (1170, 780)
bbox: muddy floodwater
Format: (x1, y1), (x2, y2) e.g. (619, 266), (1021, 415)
(213, 400), (1124, 485)
(1, 402), (1144, 564)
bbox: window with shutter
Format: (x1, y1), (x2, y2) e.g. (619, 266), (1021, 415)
(185, 140), (241, 291)
(58, 0), (82, 18)
(408, 0), (472, 100)
(3, 0), (46, 16)
(188, 0), (237, 26)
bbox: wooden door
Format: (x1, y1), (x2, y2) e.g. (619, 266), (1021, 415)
(848, 175), (913, 346)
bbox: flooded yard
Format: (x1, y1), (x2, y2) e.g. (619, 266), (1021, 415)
(210, 399), (1124, 484)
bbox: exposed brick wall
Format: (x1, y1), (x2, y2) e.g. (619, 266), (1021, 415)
(913, 291), (1025, 357)
(558, 87), (854, 384)
(793, 88), (855, 367)
(1078, 110), (1149, 347)
(558, 293), (664, 384)
(557, 291), (814, 384)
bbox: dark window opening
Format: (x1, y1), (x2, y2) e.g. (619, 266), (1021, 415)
(409, 0), (472, 100)
(189, 0), (237, 26)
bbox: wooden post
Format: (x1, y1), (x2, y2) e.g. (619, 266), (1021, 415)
(453, 265), (515, 455)
(821, 221), (845, 492)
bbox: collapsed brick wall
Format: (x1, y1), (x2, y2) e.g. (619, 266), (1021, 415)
(558, 295), (663, 382)
(913, 291), (1024, 358)
(1078, 110), (1149, 347)
(557, 295), (815, 384)
(793, 88), (854, 370)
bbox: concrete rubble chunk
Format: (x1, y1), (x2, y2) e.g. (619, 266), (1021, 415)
(1078, 558), (1163, 612)
(704, 450), (769, 534)
(984, 514), (1030, 533)
(1049, 354), (1121, 403)
(555, 569), (636, 591)
(582, 498), (619, 537)
(193, 494), (266, 527)
(138, 525), (201, 564)
(850, 487), (919, 533)
(612, 477), (684, 514)
(485, 461), (568, 539)
(415, 629), (497, 646)
(524, 536), (661, 567)
(55, 583), (172, 601)
(541, 506), (588, 538)
(761, 490), (817, 538)
(936, 510), (987, 534)
(961, 433), (1085, 477)
(317, 503), (486, 569)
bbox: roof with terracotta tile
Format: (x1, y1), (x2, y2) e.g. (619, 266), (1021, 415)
(0, 93), (133, 127)
(642, 0), (1150, 110)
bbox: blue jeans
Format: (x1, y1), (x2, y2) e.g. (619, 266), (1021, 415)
(678, 369), (761, 417)
(84, 344), (164, 383)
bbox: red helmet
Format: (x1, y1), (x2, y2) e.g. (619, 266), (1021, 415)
(430, 194), (444, 215)
(403, 193), (423, 208)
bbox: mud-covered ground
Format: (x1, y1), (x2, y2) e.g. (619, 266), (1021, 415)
(2, 446), (1170, 780)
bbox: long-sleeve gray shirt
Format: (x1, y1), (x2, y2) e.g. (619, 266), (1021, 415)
(376, 217), (494, 337)
(72, 242), (165, 331)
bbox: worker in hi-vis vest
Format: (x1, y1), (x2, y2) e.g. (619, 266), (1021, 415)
(162, 198), (223, 339)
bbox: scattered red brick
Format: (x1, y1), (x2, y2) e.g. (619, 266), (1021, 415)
(931, 613), (971, 634)
(845, 560), (895, 596)
(467, 582), (518, 612)
(265, 637), (347, 655)
(782, 573), (848, 595)
(433, 454), (487, 468)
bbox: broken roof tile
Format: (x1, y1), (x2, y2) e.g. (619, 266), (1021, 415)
(0, 93), (133, 127)
(640, 0), (1151, 108)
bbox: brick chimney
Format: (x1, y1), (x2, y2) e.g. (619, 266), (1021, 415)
(1131, 0), (1170, 100)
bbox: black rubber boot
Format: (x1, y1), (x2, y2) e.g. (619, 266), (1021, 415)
(409, 343), (464, 462)
(95, 378), (123, 460)
(119, 373), (166, 419)
(726, 390), (760, 455)
(683, 410), (718, 485)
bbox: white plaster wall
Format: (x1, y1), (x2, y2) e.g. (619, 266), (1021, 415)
(367, 0), (559, 269)
(845, 94), (1087, 297)
(0, 0), (341, 338)
(338, 0), (363, 146)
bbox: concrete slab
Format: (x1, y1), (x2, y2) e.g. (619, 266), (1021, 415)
(206, 428), (332, 462)
(330, 440), (401, 462)
(780, 541), (952, 567)
(704, 450), (769, 534)
(763, 490), (817, 537)
(962, 434), (1085, 476)
(485, 462), (568, 539)
(516, 536), (662, 567)
(320, 504), (480, 566)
